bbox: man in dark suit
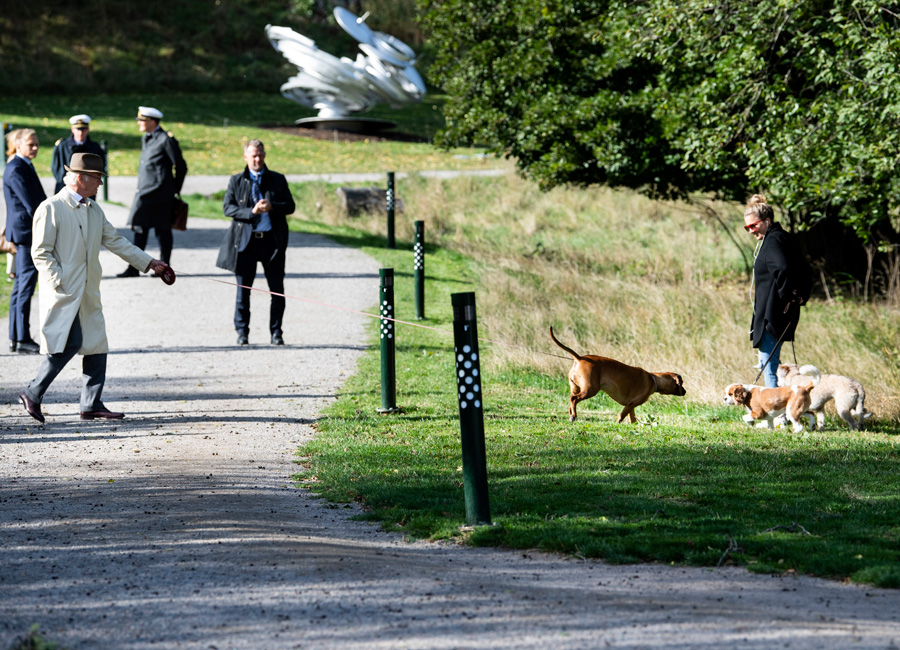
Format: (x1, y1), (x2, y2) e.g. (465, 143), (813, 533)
(3, 128), (46, 354)
(118, 106), (187, 277)
(51, 114), (106, 195)
(216, 139), (295, 345)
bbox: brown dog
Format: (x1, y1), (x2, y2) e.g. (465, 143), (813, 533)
(723, 370), (819, 433)
(549, 327), (686, 422)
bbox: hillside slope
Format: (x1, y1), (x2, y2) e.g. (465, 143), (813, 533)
(0, 1), (418, 94)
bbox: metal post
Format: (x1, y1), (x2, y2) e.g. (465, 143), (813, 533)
(451, 292), (491, 526)
(386, 171), (396, 249)
(100, 140), (109, 202)
(1, 123), (11, 171)
(377, 268), (400, 414)
(414, 220), (425, 320)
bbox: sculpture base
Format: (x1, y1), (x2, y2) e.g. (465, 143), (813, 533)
(295, 117), (397, 134)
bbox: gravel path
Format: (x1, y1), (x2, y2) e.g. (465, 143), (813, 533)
(1, 181), (898, 649)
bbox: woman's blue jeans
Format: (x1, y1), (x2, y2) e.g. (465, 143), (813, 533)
(757, 330), (783, 388)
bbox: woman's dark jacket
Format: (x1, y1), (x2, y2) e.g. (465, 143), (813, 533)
(751, 223), (811, 347)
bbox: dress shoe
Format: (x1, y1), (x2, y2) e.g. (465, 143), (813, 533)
(9, 340), (17, 353)
(16, 340), (40, 354)
(19, 392), (45, 424)
(237, 332), (249, 345)
(271, 332), (284, 346)
(80, 405), (125, 420)
(117, 266), (140, 278)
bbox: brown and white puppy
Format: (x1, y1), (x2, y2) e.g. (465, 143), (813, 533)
(549, 327), (686, 423)
(724, 368), (820, 433)
(777, 363), (871, 430)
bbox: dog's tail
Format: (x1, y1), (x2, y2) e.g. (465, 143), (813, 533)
(549, 327), (583, 361)
(799, 364), (821, 387)
(851, 379), (872, 420)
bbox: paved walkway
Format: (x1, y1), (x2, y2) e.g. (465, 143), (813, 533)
(0, 180), (898, 649)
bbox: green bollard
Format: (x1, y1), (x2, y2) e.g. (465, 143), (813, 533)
(1, 123), (12, 169)
(451, 292), (492, 526)
(414, 220), (425, 320)
(100, 140), (109, 202)
(377, 268), (401, 414)
(386, 171), (396, 249)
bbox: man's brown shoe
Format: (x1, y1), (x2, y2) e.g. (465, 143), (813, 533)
(80, 406), (125, 420)
(19, 392), (45, 423)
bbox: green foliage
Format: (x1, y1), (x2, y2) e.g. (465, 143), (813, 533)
(421, 0), (900, 250)
(6, 624), (68, 650)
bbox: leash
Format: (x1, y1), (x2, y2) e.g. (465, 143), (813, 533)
(752, 299), (802, 385)
(171, 270), (571, 360)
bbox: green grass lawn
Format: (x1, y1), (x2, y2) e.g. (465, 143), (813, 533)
(0, 92), (498, 177)
(278, 215), (900, 589)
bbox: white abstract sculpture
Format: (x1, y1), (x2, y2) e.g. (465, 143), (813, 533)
(266, 7), (425, 125)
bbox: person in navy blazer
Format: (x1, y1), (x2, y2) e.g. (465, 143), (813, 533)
(3, 128), (47, 354)
(216, 139), (295, 346)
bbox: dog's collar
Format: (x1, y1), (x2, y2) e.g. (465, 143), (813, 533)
(651, 374), (659, 393)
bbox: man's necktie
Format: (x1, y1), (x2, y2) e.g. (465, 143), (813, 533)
(252, 176), (262, 204)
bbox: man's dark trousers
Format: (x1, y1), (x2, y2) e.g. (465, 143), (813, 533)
(23, 315), (107, 411)
(233, 232), (285, 337)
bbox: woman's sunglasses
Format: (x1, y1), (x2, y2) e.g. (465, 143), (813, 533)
(744, 219), (765, 232)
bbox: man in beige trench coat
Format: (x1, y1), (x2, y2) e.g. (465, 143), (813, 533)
(18, 153), (174, 423)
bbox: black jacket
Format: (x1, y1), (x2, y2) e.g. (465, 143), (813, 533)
(750, 223), (812, 347)
(127, 128), (187, 229)
(216, 167), (295, 272)
(51, 135), (105, 194)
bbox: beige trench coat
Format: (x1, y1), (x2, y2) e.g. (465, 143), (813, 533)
(31, 190), (154, 355)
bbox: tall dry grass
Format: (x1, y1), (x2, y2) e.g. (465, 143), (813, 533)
(297, 172), (900, 421)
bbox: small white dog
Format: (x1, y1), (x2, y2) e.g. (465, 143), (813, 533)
(724, 366), (820, 433)
(777, 364), (871, 430)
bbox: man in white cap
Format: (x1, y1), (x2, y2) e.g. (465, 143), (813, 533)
(51, 114), (106, 195)
(19, 153), (175, 424)
(118, 106), (187, 277)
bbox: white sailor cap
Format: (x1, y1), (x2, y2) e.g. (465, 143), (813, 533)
(137, 106), (163, 121)
(69, 114), (92, 128)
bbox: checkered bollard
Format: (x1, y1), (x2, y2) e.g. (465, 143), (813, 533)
(1, 123), (12, 170)
(377, 268), (400, 414)
(414, 220), (425, 320)
(452, 292), (491, 526)
(386, 171), (396, 249)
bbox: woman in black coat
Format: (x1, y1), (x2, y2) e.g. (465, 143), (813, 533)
(744, 194), (811, 387)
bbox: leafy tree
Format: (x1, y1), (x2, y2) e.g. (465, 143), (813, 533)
(421, 0), (900, 287)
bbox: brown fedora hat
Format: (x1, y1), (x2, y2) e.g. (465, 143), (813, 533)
(65, 152), (107, 177)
